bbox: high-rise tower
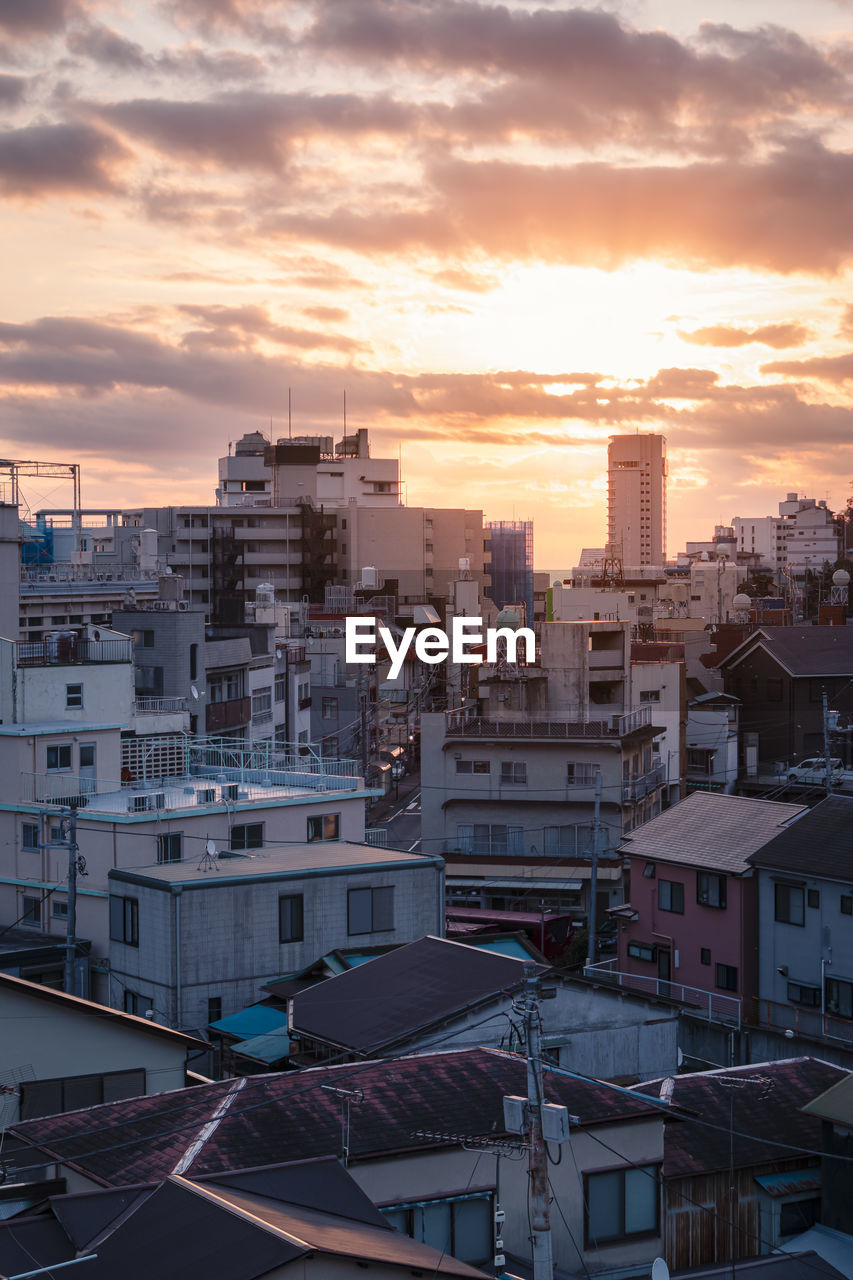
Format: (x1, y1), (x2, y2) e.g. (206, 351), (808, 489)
(606, 434), (667, 566)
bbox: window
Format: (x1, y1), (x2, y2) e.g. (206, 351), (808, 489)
(189, 644), (198, 681)
(780, 1198), (820, 1237)
(455, 759), (490, 774)
(807, 889), (820, 909)
(627, 941), (656, 963)
(775, 883), (805, 926)
(639, 690), (661, 703)
(716, 963), (738, 992)
(382, 1194), (492, 1266)
(787, 981), (820, 1007)
(52, 900), (68, 919)
(157, 833), (182, 865)
(322, 696), (339, 719)
(79, 744), (95, 769)
(251, 687), (272, 724)
(20, 1069), (146, 1120)
(307, 813), (340, 842)
(567, 762), (598, 785)
(123, 990), (148, 1016)
(348, 886), (395, 935)
(46, 744), (72, 771)
(110, 895), (139, 946)
(658, 880), (684, 914)
(842, 895), (853, 916)
(500, 761), (527, 785)
(133, 629), (155, 648)
(21, 896), (41, 927)
(826, 977), (853, 1020)
(457, 824), (523, 855)
(207, 996), (223, 1024)
(65, 683), (83, 709)
(700, 948), (711, 966)
(230, 823), (263, 850)
(279, 894), (304, 943)
(585, 1165), (659, 1245)
(697, 872), (726, 909)
(274, 673), (286, 703)
(22, 822), (39, 851)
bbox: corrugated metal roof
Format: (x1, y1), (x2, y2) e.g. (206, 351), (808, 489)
(754, 1169), (822, 1197)
(208, 1003), (287, 1041)
(620, 791), (806, 873)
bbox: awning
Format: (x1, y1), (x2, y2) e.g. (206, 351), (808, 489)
(754, 1169), (822, 1198)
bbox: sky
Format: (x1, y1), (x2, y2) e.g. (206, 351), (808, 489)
(2, 0), (853, 566)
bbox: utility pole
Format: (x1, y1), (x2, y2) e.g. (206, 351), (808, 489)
(63, 807), (80, 997)
(522, 962), (554, 1280)
(585, 770), (602, 970)
(359, 692), (368, 779)
(823, 691), (834, 796)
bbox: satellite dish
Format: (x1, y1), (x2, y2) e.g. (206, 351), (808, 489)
(191, 685), (199, 700)
(652, 1259), (670, 1280)
(205, 839), (217, 857)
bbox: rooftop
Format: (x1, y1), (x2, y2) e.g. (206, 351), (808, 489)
(290, 935), (544, 1053)
(9, 1047), (660, 1188)
(801, 1071), (853, 1126)
(445, 704), (656, 740)
(748, 795), (853, 882)
(636, 1057), (846, 1178)
(620, 791), (806, 874)
(719, 626), (853, 678)
(111, 843), (442, 889)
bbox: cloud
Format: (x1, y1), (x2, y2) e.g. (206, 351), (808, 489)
(0, 121), (126, 195)
(66, 22), (147, 70)
(0, 73), (26, 105)
(761, 353), (853, 382)
(67, 22), (267, 82)
(678, 322), (812, 348)
(0, 0), (78, 38)
(175, 302), (367, 353)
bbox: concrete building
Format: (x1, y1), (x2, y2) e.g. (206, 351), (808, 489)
(748, 797), (853, 1039)
(732, 495), (840, 579)
(631, 640), (686, 803)
(607, 433), (667, 567)
(686, 692), (740, 793)
(421, 620), (665, 921)
(485, 519), (533, 622)
(108, 843), (444, 1029)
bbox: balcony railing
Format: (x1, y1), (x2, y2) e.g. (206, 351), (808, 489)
(17, 637), (133, 667)
(364, 828), (389, 847)
(583, 959), (741, 1027)
(133, 697), (188, 715)
(445, 705), (652, 739)
(750, 996), (853, 1046)
(622, 763), (666, 803)
(206, 696), (251, 733)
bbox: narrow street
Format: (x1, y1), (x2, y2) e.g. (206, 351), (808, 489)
(368, 774), (422, 852)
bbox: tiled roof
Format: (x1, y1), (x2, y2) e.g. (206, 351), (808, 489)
(10, 1047), (659, 1188)
(719, 627), (853, 677)
(290, 934), (544, 1052)
(636, 1057), (847, 1178)
(620, 791), (806, 873)
(747, 796), (853, 882)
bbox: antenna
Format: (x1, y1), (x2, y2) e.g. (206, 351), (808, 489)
(288, 386), (292, 439)
(343, 388), (347, 433)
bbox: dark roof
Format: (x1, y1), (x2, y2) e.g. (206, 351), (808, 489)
(719, 626), (853, 678)
(673, 1252), (846, 1280)
(636, 1057), (847, 1178)
(0, 970), (205, 1048)
(290, 934), (545, 1052)
(619, 791), (805, 874)
(801, 1072), (853, 1125)
(10, 1048), (660, 1188)
(748, 796), (853, 882)
(0, 1160), (491, 1280)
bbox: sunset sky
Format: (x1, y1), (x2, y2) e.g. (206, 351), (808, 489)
(2, 0), (853, 566)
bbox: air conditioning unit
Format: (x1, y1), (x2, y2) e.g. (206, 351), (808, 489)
(197, 788), (216, 804)
(177, 601), (189, 611)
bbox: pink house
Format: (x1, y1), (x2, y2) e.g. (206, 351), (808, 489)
(614, 792), (804, 1015)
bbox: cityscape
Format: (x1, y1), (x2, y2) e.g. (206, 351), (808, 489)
(3, 1), (853, 1279)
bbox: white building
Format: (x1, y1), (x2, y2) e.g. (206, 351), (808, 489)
(607, 433), (667, 567)
(732, 494), (839, 577)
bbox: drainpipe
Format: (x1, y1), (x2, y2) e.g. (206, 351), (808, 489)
(174, 886), (183, 1030)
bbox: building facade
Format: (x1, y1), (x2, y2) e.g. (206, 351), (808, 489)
(607, 433), (667, 567)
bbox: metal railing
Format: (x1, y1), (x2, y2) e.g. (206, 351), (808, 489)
(364, 829), (389, 847)
(622, 763), (666, 803)
(17, 637), (133, 667)
(751, 996), (853, 1046)
(583, 958), (742, 1027)
(445, 704), (652, 739)
(133, 697), (188, 714)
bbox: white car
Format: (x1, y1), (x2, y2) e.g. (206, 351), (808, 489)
(787, 757), (844, 785)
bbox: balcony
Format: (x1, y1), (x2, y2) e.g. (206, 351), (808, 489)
(444, 704), (652, 740)
(16, 637), (133, 667)
(133, 697), (188, 715)
(206, 696), (251, 733)
(584, 959), (741, 1027)
(622, 763), (666, 803)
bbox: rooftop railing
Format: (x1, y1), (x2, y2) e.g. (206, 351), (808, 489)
(583, 958), (741, 1027)
(444, 704), (652, 739)
(17, 637), (133, 667)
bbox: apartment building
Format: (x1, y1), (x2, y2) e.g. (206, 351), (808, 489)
(607, 433), (667, 567)
(421, 620), (665, 921)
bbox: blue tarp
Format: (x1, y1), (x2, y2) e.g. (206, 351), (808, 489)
(208, 1003), (287, 1040)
